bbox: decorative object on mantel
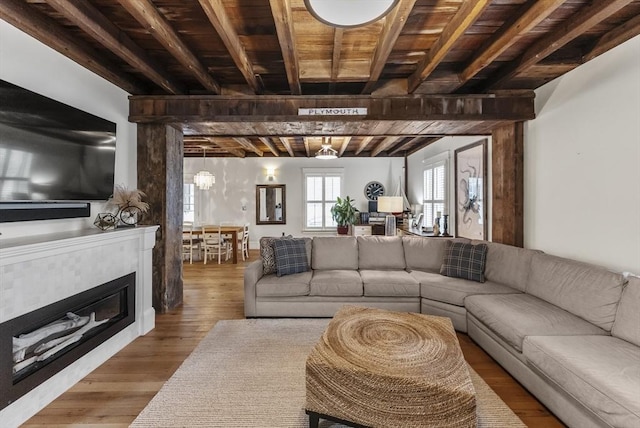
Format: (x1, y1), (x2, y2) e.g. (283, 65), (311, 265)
(98, 184), (150, 228)
(193, 146), (215, 190)
(330, 196), (358, 235)
(93, 212), (117, 231)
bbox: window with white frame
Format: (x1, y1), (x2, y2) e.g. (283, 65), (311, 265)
(183, 183), (195, 223)
(303, 168), (344, 231)
(423, 153), (448, 230)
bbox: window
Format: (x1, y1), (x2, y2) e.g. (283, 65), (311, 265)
(303, 168), (344, 231)
(423, 153), (448, 230)
(183, 183), (195, 223)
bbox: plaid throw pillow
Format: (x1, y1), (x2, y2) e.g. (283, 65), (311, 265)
(260, 236), (293, 275)
(273, 238), (309, 277)
(440, 241), (488, 283)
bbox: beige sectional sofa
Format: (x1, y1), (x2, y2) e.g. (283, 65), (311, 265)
(244, 235), (640, 428)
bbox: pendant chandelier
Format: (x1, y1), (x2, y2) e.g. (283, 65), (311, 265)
(304, 0), (399, 28)
(315, 137), (338, 160)
(193, 147), (215, 190)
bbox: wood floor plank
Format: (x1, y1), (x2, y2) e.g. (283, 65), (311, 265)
(22, 251), (565, 427)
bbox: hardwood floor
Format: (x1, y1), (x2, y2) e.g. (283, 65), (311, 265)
(23, 252), (565, 427)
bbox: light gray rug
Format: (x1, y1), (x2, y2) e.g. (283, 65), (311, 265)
(131, 319), (526, 427)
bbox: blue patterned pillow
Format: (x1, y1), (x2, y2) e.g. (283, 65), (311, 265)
(273, 238), (309, 277)
(440, 241), (488, 283)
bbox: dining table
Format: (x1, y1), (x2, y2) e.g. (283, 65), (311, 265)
(192, 225), (247, 264)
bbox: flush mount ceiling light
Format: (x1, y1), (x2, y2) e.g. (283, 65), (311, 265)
(315, 137), (338, 159)
(304, 0), (399, 28)
(193, 147), (215, 190)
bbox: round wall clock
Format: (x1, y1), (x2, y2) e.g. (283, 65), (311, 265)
(364, 181), (385, 200)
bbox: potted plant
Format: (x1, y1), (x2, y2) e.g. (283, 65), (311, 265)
(330, 196), (358, 235)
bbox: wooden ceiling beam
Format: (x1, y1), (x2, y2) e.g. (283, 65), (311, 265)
(303, 138), (311, 157)
(371, 137), (401, 157)
(197, 0), (262, 94)
(129, 94), (535, 123)
(407, 0), (491, 94)
(329, 28), (343, 94)
(406, 137), (443, 156)
(279, 137), (296, 157)
(0, 0), (145, 94)
(269, 0), (302, 95)
(583, 13), (640, 62)
(331, 28), (344, 81)
(208, 140), (246, 158)
(259, 137), (280, 157)
(338, 137), (352, 157)
(117, 0), (221, 94)
(487, 0), (634, 89)
(45, 0), (185, 95)
(362, 0), (417, 94)
(457, 0), (565, 88)
(233, 138), (264, 156)
(388, 136), (422, 156)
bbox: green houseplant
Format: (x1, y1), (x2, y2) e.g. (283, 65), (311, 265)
(330, 196), (358, 235)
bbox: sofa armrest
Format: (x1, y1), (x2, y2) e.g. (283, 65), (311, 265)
(244, 260), (263, 317)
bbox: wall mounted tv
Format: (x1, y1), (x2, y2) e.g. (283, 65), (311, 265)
(0, 80), (117, 222)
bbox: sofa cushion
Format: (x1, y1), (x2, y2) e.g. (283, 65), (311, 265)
(465, 294), (608, 352)
(523, 335), (640, 428)
(360, 270), (420, 297)
(273, 238), (309, 277)
(412, 270), (520, 307)
(310, 270), (363, 297)
(255, 271), (312, 297)
(312, 237), (358, 270)
(481, 241), (540, 292)
(357, 236), (405, 270)
(402, 237), (449, 272)
(527, 253), (625, 331)
(612, 275), (640, 347)
(440, 241), (488, 282)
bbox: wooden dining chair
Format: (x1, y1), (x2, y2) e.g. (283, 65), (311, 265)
(240, 223), (250, 261)
(202, 225), (231, 264)
(182, 222), (201, 264)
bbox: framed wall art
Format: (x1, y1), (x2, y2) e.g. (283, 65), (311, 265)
(454, 139), (487, 240)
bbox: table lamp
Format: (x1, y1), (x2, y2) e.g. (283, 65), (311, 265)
(377, 196), (404, 236)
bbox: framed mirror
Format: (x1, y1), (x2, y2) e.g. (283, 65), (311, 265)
(256, 184), (286, 225)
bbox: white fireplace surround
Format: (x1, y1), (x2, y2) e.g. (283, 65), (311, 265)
(0, 226), (158, 427)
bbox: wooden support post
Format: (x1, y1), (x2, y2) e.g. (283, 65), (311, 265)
(137, 124), (184, 312)
(491, 122), (524, 247)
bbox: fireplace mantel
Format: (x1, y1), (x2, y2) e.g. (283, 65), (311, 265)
(0, 226), (158, 427)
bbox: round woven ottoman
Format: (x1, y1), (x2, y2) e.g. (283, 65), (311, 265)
(305, 305), (477, 428)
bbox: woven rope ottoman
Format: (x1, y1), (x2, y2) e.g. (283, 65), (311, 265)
(305, 305), (477, 428)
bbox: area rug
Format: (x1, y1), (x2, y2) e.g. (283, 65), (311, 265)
(130, 319), (526, 427)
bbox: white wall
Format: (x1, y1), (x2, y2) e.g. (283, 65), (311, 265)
(407, 136), (492, 239)
(525, 36), (640, 273)
(0, 21), (137, 240)
(185, 156), (404, 244)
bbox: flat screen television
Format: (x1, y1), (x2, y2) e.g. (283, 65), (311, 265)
(0, 79), (116, 203)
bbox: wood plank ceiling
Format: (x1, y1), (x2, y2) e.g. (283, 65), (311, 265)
(2, 0), (638, 157)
